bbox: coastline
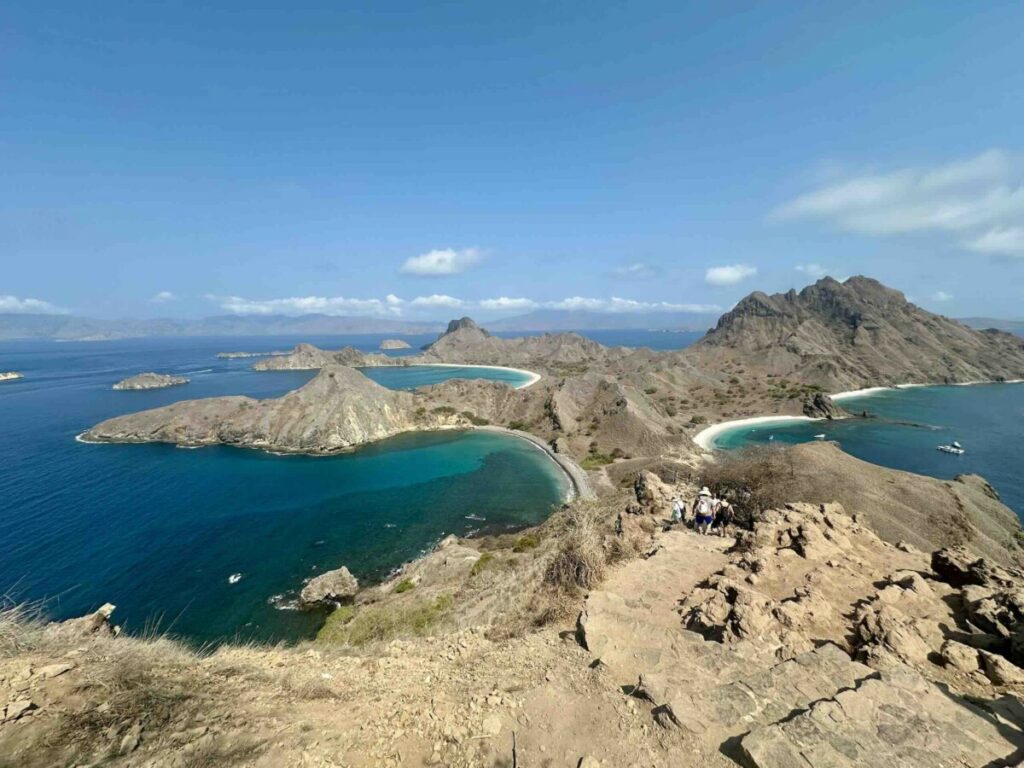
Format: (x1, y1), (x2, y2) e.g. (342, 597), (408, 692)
(410, 362), (542, 389)
(832, 378), (1024, 401)
(476, 425), (594, 501)
(695, 378), (1024, 451)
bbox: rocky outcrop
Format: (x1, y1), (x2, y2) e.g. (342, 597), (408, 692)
(85, 366), (436, 453)
(692, 276), (1024, 390)
(0, 372), (23, 382)
(300, 566), (359, 608)
(379, 339), (411, 350)
(112, 372), (189, 390)
(801, 391), (846, 419)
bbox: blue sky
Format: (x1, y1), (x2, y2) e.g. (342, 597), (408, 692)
(3, 1), (1024, 320)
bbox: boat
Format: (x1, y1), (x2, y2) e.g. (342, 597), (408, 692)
(813, 434), (826, 440)
(465, 514), (486, 521)
(937, 441), (965, 455)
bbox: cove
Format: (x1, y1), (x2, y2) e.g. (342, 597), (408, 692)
(0, 338), (567, 644)
(710, 382), (1024, 516)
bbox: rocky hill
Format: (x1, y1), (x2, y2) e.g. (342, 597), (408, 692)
(421, 317), (609, 369)
(691, 276), (1024, 390)
(84, 366), (435, 453)
(252, 343), (400, 371)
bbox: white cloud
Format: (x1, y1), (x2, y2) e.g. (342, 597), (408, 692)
(612, 262), (657, 278)
(795, 264), (831, 279)
(151, 291), (176, 303)
(774, 149), (1024, 257)
(409, 294), (464, 308)
(930, 290), (953, 302)
(400, 247), (483, 276)
(215, 295), (393, 316)
(206, 292), (721, 318)
(705, 264), (758, 286)
(478, 297), (538, 310)
(0, 294), (65, 314)
(544, 297), (720, 313)
(965, 226), (1024, 256)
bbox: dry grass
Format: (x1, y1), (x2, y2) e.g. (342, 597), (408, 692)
(317, 594), (455, 646)
(544, 502), (608, 592)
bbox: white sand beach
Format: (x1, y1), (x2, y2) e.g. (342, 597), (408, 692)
(411, 362), (542, 389)
(692, 415), (818, 451)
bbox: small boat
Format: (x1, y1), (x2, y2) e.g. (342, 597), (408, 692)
(813, 434), (826, 440)
(228, 573), (243, 585)
(465, 514), (486, 522)
(937, 441), (965, 455)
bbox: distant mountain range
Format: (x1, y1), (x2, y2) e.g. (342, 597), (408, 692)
(0, 313), (444, 341)
(959, 317), (1024, 336)
(2, 307), (1022, 342)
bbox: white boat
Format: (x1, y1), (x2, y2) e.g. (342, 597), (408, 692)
(813, 434), (826, 440)
(937, 441), (965, 455)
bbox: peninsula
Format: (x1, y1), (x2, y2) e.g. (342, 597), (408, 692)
(111, 372), (190, 391)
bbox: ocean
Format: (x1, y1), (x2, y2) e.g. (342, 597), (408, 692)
(712, 383), (1024, 516)
(0, 336), (571, 644)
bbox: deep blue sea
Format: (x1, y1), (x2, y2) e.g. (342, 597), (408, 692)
(713, 383), (1024, 515)
(0, 335), (578, 644)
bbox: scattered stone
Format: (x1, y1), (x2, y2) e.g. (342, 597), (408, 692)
(35, 662), (75, 679)
(2, 699), (37, 722)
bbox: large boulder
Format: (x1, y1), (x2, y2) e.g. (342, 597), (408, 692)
(300, 566), (359, 608)
(633, 470), (672, 512)
(802, 393), (846, 419)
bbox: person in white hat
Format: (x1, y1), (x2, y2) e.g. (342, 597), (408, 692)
(693, 487), (715, 534)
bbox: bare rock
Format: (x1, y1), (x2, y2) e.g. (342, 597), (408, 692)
(802, 392), (846, 419)
(940, 639), (981, 673)
(633, 470), (672, 512)
(1, 699), (37, 722)
(35, 662), (75, 679)
(56, 603), (119, 637)
(931, 546), (984, 587)
(300, 566), (359, 608)
(980, 650), (1024, 685)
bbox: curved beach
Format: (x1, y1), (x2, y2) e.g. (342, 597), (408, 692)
(411, 362), (542, 389)
(692, 414), (818, 451)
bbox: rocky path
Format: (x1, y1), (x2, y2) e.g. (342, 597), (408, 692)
(577, 517), (1024, 767)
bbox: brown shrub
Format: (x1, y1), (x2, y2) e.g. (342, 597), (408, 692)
(699, 445), (800, 527)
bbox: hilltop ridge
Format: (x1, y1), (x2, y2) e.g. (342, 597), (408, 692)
(691, 276), (1024, 389)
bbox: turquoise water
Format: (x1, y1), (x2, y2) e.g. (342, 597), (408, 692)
(360, 364), (532, 390)
(0, 337), (566, 644)
(713, 383), (1024, 515)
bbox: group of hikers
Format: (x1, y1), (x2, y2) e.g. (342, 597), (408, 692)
(669, 486), (733, 535)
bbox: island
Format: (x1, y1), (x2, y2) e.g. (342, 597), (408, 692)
(0, 371), (23, 382)
(112, 372), (190, 391)
(379, 338), (412, 350)
(215, 350), (290, 359)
